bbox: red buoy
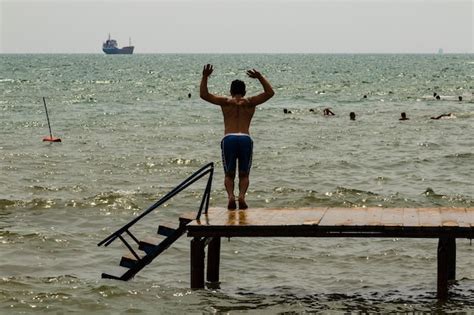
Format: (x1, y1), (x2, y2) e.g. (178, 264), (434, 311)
(43, 136), (62, 142)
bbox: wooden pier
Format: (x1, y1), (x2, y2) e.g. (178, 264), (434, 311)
(185, 207), (473, 299)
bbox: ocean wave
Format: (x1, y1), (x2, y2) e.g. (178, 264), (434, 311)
(1, 274), (79, 285)
(168, 158), (202, 166)
(422, 188), (473, 205)
(253, 186), (474, 208)
(94, 80), (113, 84)
(0, 186), (206, 215)
(90, 284), (130, 298)
(88, 190), (143, 211)
(0, 78), (16, 83)
(0, 231), (53, 244)
(443, 152), (474, 159)
(0, 198), (58, 211)
(0, 199), (16, 209)
(0, 191), (143, 212)
(334, 186), (378, 196)
(27, 184), (87, 193)
(2, 185), (472, 213)
(259, 186), (393, 208)
(417, 141), (440, 148)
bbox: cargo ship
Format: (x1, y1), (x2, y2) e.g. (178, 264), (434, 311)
(102, 34), (134, 55)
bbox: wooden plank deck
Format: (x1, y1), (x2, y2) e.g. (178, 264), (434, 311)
(187, 207), (474, 238)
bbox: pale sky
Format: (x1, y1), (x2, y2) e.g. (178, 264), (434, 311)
(1, 0), (473, 53)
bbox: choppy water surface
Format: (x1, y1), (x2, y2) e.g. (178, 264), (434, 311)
(1, 54), (473, 313)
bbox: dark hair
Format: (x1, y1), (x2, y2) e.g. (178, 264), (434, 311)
(230, 80), (246, 96)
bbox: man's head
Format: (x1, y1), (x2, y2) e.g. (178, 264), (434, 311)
(230, 80), (246, 97)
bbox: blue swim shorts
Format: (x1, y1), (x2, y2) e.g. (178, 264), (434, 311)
(221, 134), (253, 174)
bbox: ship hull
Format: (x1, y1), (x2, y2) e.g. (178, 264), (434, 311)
(102, 46), (134, 55)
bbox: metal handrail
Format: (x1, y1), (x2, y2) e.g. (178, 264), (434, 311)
(98, 162), (214, 247)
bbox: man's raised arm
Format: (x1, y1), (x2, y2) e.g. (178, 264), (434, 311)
(200, 64), (228, 106)
(246, 69), (275, 106)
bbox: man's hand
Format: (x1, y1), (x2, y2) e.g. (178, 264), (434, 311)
(203, 64), (214, 77)
(246, 68), (274, 106)
(246, 69), (262, 79)
(200, 64), (228, 106)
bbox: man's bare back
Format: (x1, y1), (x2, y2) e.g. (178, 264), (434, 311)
(200, 64), (274, 135)
(220, 98), (255, 134)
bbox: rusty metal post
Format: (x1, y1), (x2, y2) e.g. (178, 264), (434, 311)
(206, 237), (221, 286)
(437, 237), (449, 300)
(191, 237), (205, 289)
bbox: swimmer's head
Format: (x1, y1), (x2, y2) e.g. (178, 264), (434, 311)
(230, 80), (246, 97)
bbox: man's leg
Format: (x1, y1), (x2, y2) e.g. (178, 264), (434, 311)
(237, 135), (253, 210)
(221, 136), (237, 210)
(225, 172), (236, 210)
(238, 172), (249, 210)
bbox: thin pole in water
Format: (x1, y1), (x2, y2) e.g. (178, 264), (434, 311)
(43, 97), (53, 138)
(42, 97), (61, 142)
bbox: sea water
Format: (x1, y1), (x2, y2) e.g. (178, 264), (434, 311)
(1, 54), (473, 313)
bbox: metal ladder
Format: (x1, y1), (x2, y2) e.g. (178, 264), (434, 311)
(97, 162), (214, 280)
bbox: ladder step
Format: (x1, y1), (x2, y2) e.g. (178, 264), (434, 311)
(119, 251), (145, 268)
(102, 273), (121, 280)
(179, 213), (195, 225)
(157, 225), (176, 237)
(138, 237), (163, 254)
(101, 266), (131, 280)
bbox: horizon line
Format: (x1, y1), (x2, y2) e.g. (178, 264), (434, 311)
(1, 52), (473, 55)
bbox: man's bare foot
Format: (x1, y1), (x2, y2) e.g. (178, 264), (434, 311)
(238, 197), (248, 210)
(227, 198), (237, 210)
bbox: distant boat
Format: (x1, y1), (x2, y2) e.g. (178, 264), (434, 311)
(102, 34), (134, 55)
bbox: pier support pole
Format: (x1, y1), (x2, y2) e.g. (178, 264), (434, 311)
(447, 237), (456, 281)
(437, 237), (457, 299)
(437, 237), (449, 300)
(191, 237), (205, 289)
(206, 237), (221, 287)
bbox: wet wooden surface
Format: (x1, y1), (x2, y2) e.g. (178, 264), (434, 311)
(186, 207), (474, 238)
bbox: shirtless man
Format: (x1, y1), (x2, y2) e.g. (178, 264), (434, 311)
(200, 64), (274, 210)
(431, 113), (454, 120)
(323, 108), (335, 116)
(399, 112), (409, 120)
